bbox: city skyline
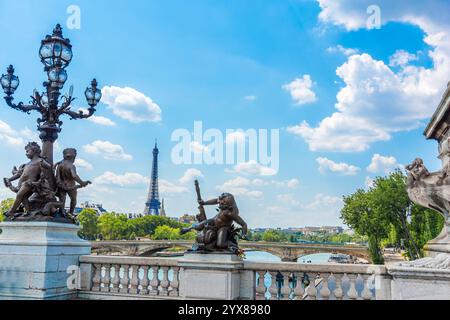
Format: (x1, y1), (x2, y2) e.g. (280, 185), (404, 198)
(1, 0), (450, 228)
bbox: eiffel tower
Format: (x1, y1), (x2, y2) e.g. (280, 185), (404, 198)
(144, 141), (161, 215)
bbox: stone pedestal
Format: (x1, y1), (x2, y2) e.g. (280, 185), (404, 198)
(179, 253), (244, 300)
(424, 220), (450, 257)
(0, 222), (91, 300)
(388, 266), (450, 300)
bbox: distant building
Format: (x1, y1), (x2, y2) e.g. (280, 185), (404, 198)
(178, 214), (197, 225)
(73, 201), (107, 216)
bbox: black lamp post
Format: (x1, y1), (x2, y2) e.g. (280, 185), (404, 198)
(0, 23), (102, 163)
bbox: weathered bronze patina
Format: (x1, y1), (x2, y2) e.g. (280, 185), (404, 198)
(181, 180), (248, 254)
(0, 24), (101, 223)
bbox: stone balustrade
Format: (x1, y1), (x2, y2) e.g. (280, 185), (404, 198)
(243, 261), (389, 300)
(77, 255), (392, 300)
(78, 256), (181, 300)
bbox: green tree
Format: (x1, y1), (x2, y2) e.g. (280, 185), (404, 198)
(98, 213), (129, 240)
(262, 230), (289, 242)
(341, 189), (388, 264)
(77, 208), (99, 240)
(341, 171), (445, 264)
(152, 225), (180, 240)
(0, 198), (14, 221)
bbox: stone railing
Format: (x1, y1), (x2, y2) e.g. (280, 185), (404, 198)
(243, 261), (390, 300)
(77, 255), (392, 300)
(77, 256), (181, 300)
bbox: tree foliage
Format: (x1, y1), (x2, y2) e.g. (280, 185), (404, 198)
(0, 198), (14, 221)
(77, 208), (99, 240)
(341, 170), (444, 264)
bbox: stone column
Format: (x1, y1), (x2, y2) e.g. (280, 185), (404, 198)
(0, 222), (91, 300)
(178, 253), (244, 300)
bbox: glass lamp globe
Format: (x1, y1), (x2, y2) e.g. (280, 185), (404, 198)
(39, 24), (73, 69)
(0, 65), (20, 96)
(48, 67), (68, 89)
(85, 79), (102, 107)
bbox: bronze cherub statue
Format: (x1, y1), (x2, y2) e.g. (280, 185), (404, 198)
(181, 180), (248, 254)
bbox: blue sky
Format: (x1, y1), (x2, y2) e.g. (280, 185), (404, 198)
(0, 0), (449, 228)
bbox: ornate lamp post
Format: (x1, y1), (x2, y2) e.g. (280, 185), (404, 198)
(0, 24), (101, 222)
(0, 24), (102, 163)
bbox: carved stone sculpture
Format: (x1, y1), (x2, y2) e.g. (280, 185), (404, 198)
(2, 143), (90, 223)
(181, 180), (248, 254)
(403, 82), (450, 269)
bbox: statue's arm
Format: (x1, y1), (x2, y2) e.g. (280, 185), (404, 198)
(7, 165), (25, 182)
(233, 214), (248, 235)
(70, 166), (84, 185)
(202, 198), (219, 206)
(70, 166), (91, 186)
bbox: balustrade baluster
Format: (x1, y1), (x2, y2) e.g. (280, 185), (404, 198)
(255, 271), (267, 300)
(361, 274), (373, 300)
(149, 266), (160, 295)
(268, 271), (279, 300)
(305, 273), (318, 300)
(280, 272), (292, 300)
(160, 266), (170, 296)
(347, 273), (359, 300)
(140, 266), (150, 295)
(129, 265), (140, 294)
(333, 273), (344, 300)
(169, 267), (180, 297)
(319, 273), (331, 300)
(119, 265), (130, 294)
(101, 264), (111, 293)
(91, 264), (102, 292)
(293, 272), (305, 300)
(110, 265), (120, 293)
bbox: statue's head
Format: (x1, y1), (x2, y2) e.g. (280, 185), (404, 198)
(218, 192), (236, 208)
(25, 142), (41, 159)
(63, 148), (77, 161)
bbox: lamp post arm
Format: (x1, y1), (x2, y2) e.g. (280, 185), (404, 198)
(62, 107), (96, 120)
(4, 97), (41, 114)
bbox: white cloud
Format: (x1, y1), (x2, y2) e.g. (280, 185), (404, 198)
(367, 154), (402, 174)
(77, 108), (116, 126)
(159, 179), (189, 195)
(282, 75), (317, 105)
(88, 115), (116, 126)
(75, 158), (94, 171)
(289, 1), (450, 152)
(83, 140), (133, 161)
(326, 45), (359, 56)
(179, 168), (204, 185)
(101, 86), (162, 123)
(303, 193), (342, 210)
(316, 157), (360, 175)
(365, 176), (375, 189)
(244, 95), (257, 101)
(277, 194), (301, 207)
(93, 171), (149, 187)
(272, 179), (300, 189)
(233, 160), (277, 176)
(389, 50), (418, 67)
(216, 177), (264, 199)
(0, 120), (29, 147)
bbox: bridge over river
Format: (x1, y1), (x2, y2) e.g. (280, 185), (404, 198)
(91, 240), (370, 262)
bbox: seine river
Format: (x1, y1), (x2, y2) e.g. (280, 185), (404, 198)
(245, 251), (332, 263)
